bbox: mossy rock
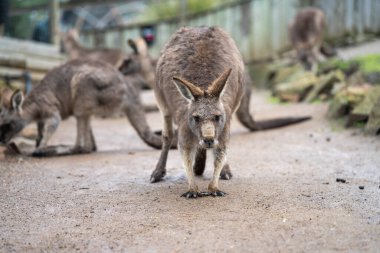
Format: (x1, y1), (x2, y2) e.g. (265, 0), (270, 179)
(305, 70), (345, 102)
(328, 85), (372, 118)
(266, 61), (305, 89)
(346, 71), (366, 86)
(365, 98), (380, 135)
(318, 58), (359, 76)
(351, 86), (380, 116)
(347, 87), (380, 126)
(274, 72), (318, 102)
(364, 72), (380, 85)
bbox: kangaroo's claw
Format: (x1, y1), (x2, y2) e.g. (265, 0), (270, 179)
(181, 191), (200, 199)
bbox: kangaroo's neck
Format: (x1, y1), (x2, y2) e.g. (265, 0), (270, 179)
(21, 95), (45, 124)
(65, 36), (85, 59)
(139, 56), (155, 88)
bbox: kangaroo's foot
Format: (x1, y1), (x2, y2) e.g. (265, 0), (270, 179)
(220, 164), (232, 180)
(181, 190), (202, 199)
(71, 146), (93, 154)
(198, 190), (227, 197)
(150, 167), (166, 183)
(32, 146), (60, 157)
(31, 145), (93, 157)
(209, 190), (227, 197)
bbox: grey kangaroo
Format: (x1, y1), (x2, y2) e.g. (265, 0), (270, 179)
(62, 29), (155, 89)
(288, 7), (336, 70)
(150, 27), (310, 198)
(0, 59), (163, 157)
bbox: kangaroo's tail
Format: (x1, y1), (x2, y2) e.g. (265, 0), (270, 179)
(236, 82), (311, 131)
(242, 116), (311, 131)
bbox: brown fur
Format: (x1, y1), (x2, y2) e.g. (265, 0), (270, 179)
(62, 29), (156, 89)
(150, 27), (310, 198)
(288, 7), (332, 70)
(0, 60), (164, 156)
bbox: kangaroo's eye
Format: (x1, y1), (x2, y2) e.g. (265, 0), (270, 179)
(214, 115), (221, 122)
(193, 115), (200, 123)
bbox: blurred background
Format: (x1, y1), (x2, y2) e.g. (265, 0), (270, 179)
(3, 0), (380, 60)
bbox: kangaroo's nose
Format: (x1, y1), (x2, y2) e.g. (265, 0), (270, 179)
(204, 138), (214, 147)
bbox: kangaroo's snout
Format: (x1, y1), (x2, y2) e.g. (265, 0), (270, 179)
(200, 122), (218, 148)
(203, 138), (214, 148)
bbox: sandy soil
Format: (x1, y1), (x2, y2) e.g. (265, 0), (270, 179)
(0, 89), (379, 253)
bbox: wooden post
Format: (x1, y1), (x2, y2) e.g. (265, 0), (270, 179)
(179, 0), (187, 27)
(49, 0), (60, 45)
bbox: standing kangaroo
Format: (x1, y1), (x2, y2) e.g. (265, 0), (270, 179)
(288, 7), (336, 70)
(0, 59), (163, 156)
(150, 27), (310, 198)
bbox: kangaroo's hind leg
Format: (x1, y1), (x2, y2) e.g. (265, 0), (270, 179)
(150, 89), (175, 183)
(73, 115), (96, 154)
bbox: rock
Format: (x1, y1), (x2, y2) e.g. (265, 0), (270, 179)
(305, 70), (345, 102)
(266, 62), (305, 89)
(364, 72), (380, 85)
(328, 84), (372, 118)
(274, 72), (318, 102)
(348, 87), (380, 126)
(346, 71), (366, 86)
(336, 178), (346, 183)
(364, 94), (380, 135)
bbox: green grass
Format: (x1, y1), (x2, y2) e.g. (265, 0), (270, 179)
(354, 54), (380, 74)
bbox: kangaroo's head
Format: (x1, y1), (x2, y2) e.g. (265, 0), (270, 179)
(118, 39), (144, 75)
(0, 89), (25, 144)
(118, 38), (155, 78)
(173, 69), (232, 149)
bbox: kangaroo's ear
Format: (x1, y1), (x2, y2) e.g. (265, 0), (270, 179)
(207, 68), (232, 98)
(128, 39), (139, 55)
(118, 58), (133, 74)
(1, 88), (13, 109)
(173, 77), (204, 101)
(10, 90), (24, 112)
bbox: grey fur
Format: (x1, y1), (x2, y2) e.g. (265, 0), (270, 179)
(0, 60), (164, 156)
(288, 7), (327, 70)
(150, 27), (310, 198)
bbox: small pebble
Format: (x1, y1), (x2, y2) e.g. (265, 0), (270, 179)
(326, 137), (331, 142)
(336, 178), (346, 183)
(359, 186), (364, 190)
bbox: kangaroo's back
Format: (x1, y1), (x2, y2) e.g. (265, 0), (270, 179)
(25, 60), (126, 120)
(156, 27), (244, 122)
(288, 7), (325, 49)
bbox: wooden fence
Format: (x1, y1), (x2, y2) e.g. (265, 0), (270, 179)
(81, 0), (380, 62)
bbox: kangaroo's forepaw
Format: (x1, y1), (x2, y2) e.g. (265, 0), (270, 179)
(220, 169), (232, 180)
(32, 148), (56, 157)
(209, 190), (227, 197)
(150, 169), (166, 183)
(181, 191), (201, 199)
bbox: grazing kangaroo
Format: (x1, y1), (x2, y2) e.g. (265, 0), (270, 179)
(62, 29), (156, 89)
(0, 59), (164, 156)
(288, 7), (336, 70)
(150, 27), (310, 198)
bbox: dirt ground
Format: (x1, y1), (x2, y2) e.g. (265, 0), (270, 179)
(1, 87), (379, 253)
